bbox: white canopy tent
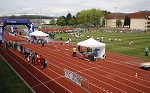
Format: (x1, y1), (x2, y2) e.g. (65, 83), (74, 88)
(77, 38), (105, 58)
(30, 30), (49, 37)
(29, 30), (50, 43)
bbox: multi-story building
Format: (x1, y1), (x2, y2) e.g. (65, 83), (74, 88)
(105, 10), (150, 31)
(105, 13), (125, 27)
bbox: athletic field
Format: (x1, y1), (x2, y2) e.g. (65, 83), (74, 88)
(55, 31), (150, 60)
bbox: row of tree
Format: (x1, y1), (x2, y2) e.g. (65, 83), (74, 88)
(56, 8), (106, 27)
(54, 8), (131, 28)
(116, 15), (130, 27)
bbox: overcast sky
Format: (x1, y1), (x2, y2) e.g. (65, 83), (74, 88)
(0, 0), (149, 17)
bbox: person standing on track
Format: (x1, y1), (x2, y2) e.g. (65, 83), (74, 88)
(27, 54), (30, 65)
(20, 44), (23, 54)
(73, 47), (77, 57)
(31, 51), (35, 64)
(3, 43), (7, 52)
(39, 55), (44, 68)
(35, 52), (39, 64)
(41, 39), (45, 47)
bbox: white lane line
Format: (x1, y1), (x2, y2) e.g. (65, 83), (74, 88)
(32, 76), (63, 88)
(9, 48), (73, 93)
(28, 45), (126, 93)
(25, 44), (115, 93)
(107, 58), (150, 76)
(27, 43), (149, 92)
(43, 45), (150, 85)
(40, 45), (150, 91)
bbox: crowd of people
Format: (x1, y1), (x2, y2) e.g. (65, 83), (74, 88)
(2, 39), (48, 68)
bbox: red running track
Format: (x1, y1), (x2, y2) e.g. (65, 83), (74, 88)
(1, 33), (150, 93)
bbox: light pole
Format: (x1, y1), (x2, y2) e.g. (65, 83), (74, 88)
(114, 7), (117, 27)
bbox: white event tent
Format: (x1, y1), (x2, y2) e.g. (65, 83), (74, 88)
(77, 38), (105, 58)
(30, 30), (49, 37)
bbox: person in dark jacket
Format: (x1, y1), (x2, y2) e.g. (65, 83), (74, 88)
(20, 44), (23, 54)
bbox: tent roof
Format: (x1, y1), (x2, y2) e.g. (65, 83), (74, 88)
(77, 38), (105, 48)
(30, 30), (48, 36)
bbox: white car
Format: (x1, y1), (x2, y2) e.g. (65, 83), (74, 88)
(140, 62), (150, 70)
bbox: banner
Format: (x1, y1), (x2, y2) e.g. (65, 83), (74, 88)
(64, 68), (82, 86)
(0, 27), (3, 40)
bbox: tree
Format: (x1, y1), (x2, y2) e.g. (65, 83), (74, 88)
(56, 16), (66, 26)
(68, 18), (75, 26)
(128, 15), (131, 28)
(76, 8), (105, 27)
(66, 13), (72, 25)
(116, 19), (122, 27)
(124, 15), (130, 28)
(72, 16), (77, 26)
(50, 18), (55, 25)
(102, 19), (105, 27)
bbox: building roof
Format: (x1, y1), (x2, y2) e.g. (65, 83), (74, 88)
(106, 10), (150, 19)
(106, 13), (126, 19)
(130, 11), (150, 19)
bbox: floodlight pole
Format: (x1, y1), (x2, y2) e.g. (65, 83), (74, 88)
(40, 7), (41, 24)
(114, 7), (117, 27)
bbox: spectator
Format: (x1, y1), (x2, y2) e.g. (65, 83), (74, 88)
(14, 41), (18, 50)
(41, 39), (44, 47)
(20, 44), (23, 54)
(145, 47), (148, 56)
(60, 36), (62, 41)
(131, 40), (134, 45)
(35, 52), (39, 64)
(128, 41), (131, 45)
(27, 55), (30, 65)
(26, 48), (30, 56)
(43, 58), (48, 68)
(31, 52), (35, 64)
(23, 47), (27, 55)
(8, 41), (12, 48)
(4, 43), (7, 52)
(68, 37), (71, 43)
(39, 55), (44, 68)
(78, 45), (81, 53)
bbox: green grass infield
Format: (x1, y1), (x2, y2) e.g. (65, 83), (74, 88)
(0, 55), (32, 93)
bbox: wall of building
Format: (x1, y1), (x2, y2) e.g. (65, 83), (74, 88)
(147, 16), (150, 31)
(130, 19), (146, 30)
(106, 19), (124, 27)
(106, 19), (114, 27)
